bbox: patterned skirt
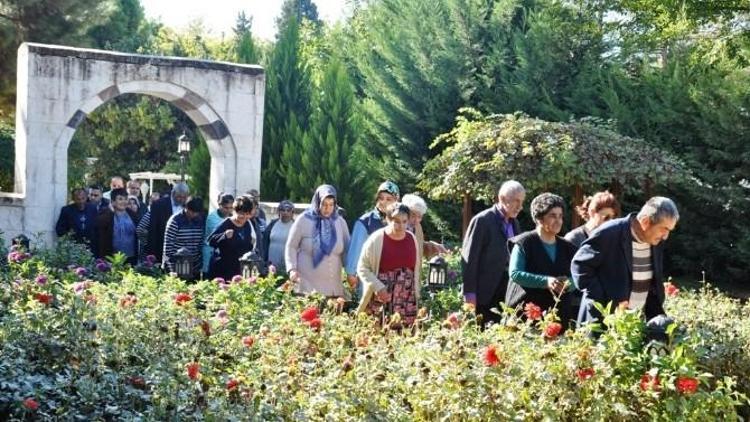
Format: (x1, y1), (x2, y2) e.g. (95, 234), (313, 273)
(366, 267), (418, 326)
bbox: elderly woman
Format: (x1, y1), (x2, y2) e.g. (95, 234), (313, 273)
(506, 193), (578, 327)
(401, 193), (447, 262)
(202, 193), (235, 275)
(207, 195), (257, 280)
(262, 199), (296, 274)
(95, 188), (139, 265)
(565, 191), (621, 248)
(356, 203), (421, 326)
(285, 185), (351, 297)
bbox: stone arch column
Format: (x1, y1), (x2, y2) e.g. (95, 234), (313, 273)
(1, 43), (265, 246)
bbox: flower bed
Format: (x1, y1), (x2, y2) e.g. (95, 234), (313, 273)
(0, 243), (748, 419)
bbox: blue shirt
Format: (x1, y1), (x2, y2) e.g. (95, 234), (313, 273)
(112, 211), (136, 258)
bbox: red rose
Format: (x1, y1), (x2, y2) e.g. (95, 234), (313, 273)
(226, 378), (239, 390)
(577, 367), (595, 381)
(640, 373), (661, 391)
(524, 302), (543, 320)
(174, 292), (193, 305)
(544, 322), (563, 339)
(34, 292), (54, 305)
(484, 344), (501, 367)
(186, 362), (200, 380)
(242, 335), (255, 348)
(676, 376), (699, 395)
(23, 398), (39, 411)
(664, 282), (679, 297)
(446, 313), (461, 329)
(300, 306), (319, 322)
(308, 318), (323, 331)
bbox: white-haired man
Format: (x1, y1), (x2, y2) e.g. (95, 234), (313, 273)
(461, 180), (526, 325)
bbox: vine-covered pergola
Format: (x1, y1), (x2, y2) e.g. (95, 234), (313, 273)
(420, 109), (690, 233)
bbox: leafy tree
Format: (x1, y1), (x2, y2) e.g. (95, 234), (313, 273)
(0, 119), (14, 191)
(262, 15), (311, 200)
(87, 0), (157, 53)
(278, 0), (321, 27)
(187, 135), (211, 202)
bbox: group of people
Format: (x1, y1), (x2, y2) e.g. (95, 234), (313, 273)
(56, 175), (679, 329)
(462, 180), (679, 329)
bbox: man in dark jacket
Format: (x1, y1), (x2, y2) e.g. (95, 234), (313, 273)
(139, 182), (189, 263)
(87, 185), (110, 213)
(461, 180), (525, 325)
(55, 187), (98, 251)
(571, 196), (679, 326)
(163, 197), (205, 278)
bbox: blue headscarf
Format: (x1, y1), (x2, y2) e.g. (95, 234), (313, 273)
(303, 185), (339, 268)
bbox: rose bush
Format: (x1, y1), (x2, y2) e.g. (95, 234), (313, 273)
(0, 244), (748, 419)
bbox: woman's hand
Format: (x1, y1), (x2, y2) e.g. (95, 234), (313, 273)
(547, 277), (566, 295)
(289, 270), (300, 283)
(346, 274), (358, 290)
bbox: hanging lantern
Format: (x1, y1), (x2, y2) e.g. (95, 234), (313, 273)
(240, 251), (266, 279)
(426, 256), (448, 290)
(173, 247), (194, 281)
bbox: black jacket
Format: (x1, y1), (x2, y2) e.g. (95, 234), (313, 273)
(571, 214), (667, 323)
(144, 196), (175, 262)
(461, 205), (521, 307)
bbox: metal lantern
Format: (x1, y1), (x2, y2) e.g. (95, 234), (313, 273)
(173, 247), (194, 281)
(11, 234), (30, 251)
(240, 250), (266, 279)
(177, 133), (191, 181)
(426, 256), (448, 290)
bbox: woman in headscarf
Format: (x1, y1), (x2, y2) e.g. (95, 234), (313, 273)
(356, 203), (421, 326)
(285, 185), (351, 297)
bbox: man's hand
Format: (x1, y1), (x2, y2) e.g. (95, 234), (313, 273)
(224, 229), (234, 239)
(346, 274), (358, 290)
(289, 270), (300, 283)
(375, 289), (390, 303)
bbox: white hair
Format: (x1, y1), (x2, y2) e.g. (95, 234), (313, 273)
(402, 194), (428, 215)
(637, 196), (679, 224)
(498, 180), (525, 199)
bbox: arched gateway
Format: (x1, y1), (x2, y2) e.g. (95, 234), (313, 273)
(0, 43), (265, 246)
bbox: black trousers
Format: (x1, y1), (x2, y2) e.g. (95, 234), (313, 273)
(477, 283), (507, 327)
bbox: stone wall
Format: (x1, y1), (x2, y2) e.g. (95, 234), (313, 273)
(0, 43), (265, 247)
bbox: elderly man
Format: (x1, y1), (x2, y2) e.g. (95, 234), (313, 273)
(138, 182), (190, 263)
(462, 180), (526, 325)
(103, 176), (125, 201)
(55, 187), (98, 251)
(572, 196), (679, 325)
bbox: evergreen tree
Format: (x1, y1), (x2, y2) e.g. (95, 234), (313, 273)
(187, 135), (211, 202)
(233, 11), (259, 64)
(278, 0), (321, 27)
(262, 14), (311, 200)
(284, 59), (364, 214)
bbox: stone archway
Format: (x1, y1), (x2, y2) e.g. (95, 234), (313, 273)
(0, 43), (265, 246)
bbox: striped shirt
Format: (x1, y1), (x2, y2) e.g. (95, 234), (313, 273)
(163, 211), (205, 274)
(629, 240), (652, 310)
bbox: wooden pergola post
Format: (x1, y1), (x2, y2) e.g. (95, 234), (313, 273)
(462, 193), (472, 237)
(571, 183), (584, 228)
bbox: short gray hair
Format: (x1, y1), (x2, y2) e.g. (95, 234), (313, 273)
(172, 182), (190, 196)
(402, 194), (428, 215)
(498, 180), (525, 199)
(637, 196), (679, 224)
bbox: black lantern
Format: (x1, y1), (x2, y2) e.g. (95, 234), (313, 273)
(426, 256), (448, 290)
(240, 251), (266, 278)
(173, 247), (194, 281)
(11, 234), (30, 251)
(177, 132), (191, 181)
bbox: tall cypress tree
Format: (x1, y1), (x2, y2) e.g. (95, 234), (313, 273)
(262, 13), (311, 200)
(284, 58), (364, 214)
(233, 11), (259, 64)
